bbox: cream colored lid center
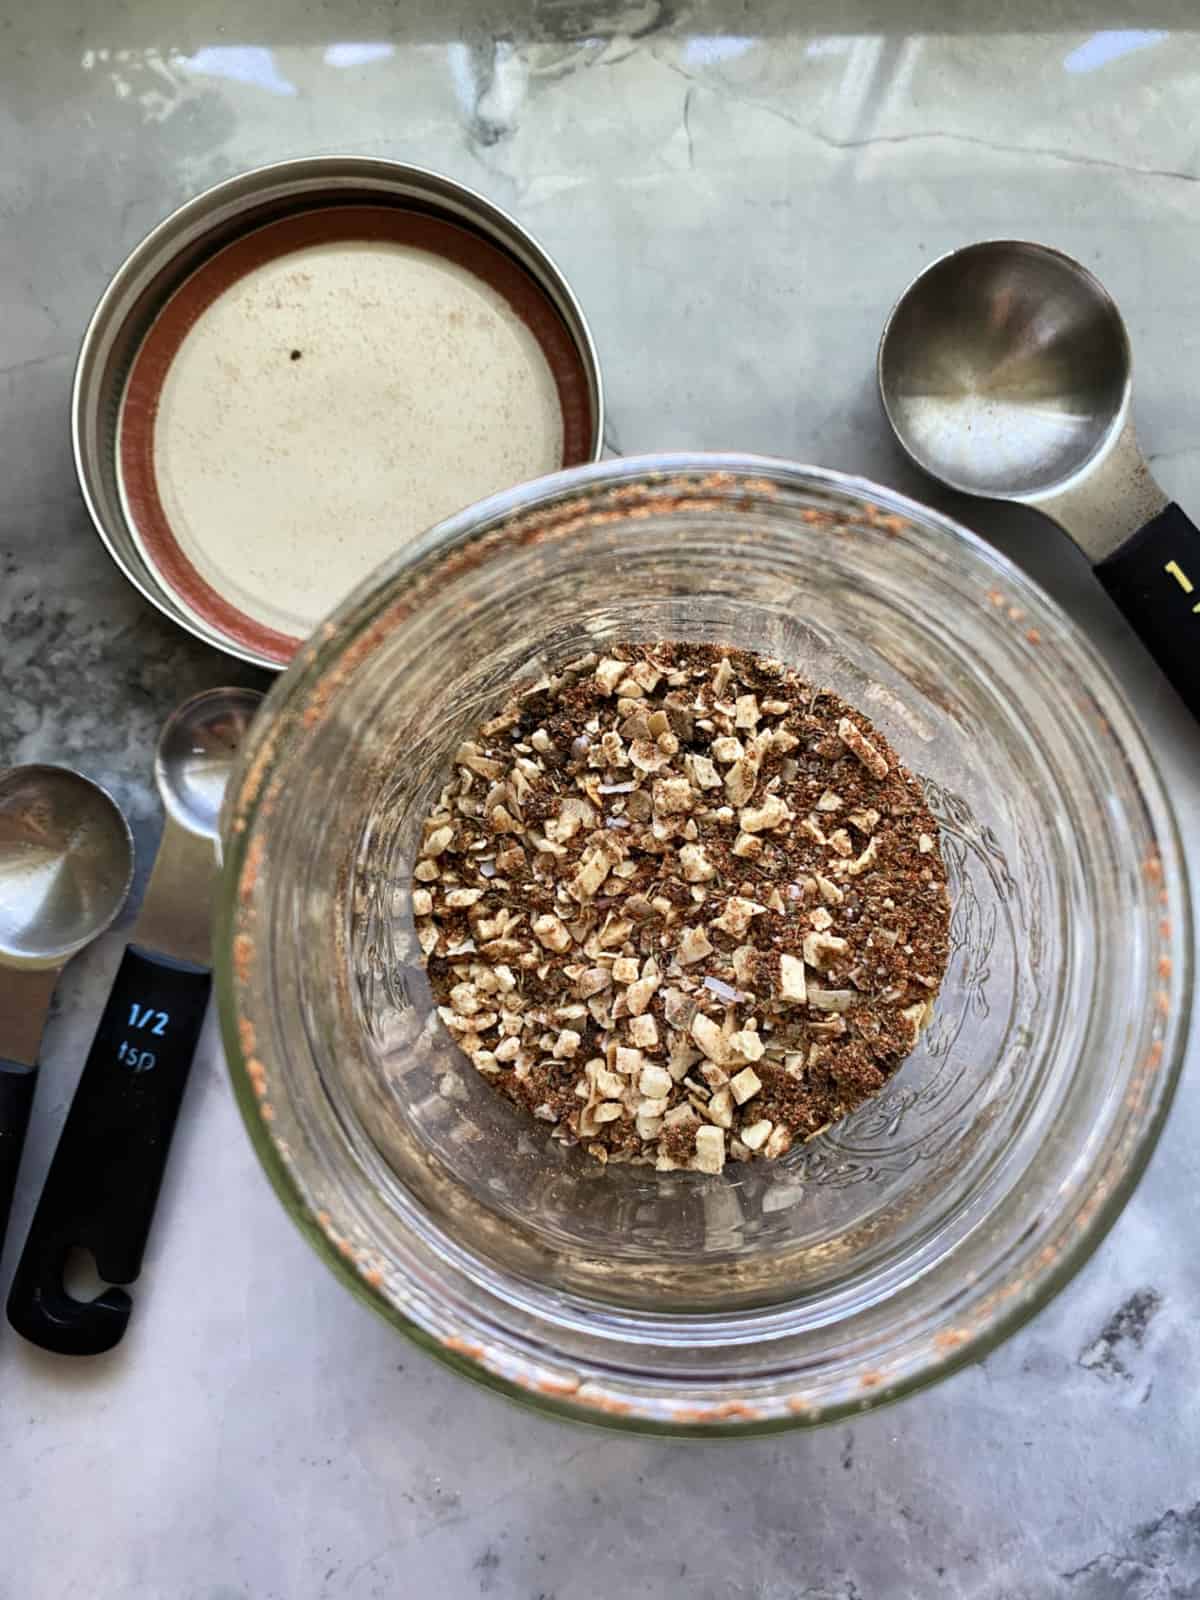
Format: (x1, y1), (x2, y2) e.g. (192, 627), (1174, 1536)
(145, 238), (564, 639)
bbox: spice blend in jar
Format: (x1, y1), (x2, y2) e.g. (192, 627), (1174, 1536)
(414, 644), (950, 1174)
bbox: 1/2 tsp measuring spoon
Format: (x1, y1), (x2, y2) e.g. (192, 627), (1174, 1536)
(878, 239), (1200, 721)
(7, 688), (261, 1355)
(0, 766), (133, 1259)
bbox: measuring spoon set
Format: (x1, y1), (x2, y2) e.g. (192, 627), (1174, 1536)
(0, 689), (260, 1354)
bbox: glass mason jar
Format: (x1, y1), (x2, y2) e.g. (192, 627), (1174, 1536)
(217, 455), (1190, 1434)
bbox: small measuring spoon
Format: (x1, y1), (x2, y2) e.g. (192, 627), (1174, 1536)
(7, 688), (261, 1355)
(879, 240), (1200, 720)
(0, 767), (133, 1258)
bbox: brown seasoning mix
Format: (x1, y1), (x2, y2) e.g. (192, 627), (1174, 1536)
(414, 643), (950, 1174)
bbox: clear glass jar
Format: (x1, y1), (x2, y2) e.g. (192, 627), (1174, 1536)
(217, 456), (1190, 1433)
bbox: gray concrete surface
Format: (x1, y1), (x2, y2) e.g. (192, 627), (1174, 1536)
(3, 3), (1200, 1595)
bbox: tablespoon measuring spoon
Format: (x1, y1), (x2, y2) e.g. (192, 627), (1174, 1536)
(879, 239), (1200, 720)
(7, 688), (261, 1355)
(0, 767), (133, 1259)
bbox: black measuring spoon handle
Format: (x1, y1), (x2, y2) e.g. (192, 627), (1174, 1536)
(1094, 502), (1200, 722)
(6, 945), (210, 1356)
(0, 1062), (37, 1258)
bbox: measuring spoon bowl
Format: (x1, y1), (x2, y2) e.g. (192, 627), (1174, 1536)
(156, 687), (264, 839)
(0, 765), (133, 970)
(0, 766), (133, 1266)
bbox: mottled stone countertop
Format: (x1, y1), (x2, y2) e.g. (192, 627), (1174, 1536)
(3, 3), (1200, 1595)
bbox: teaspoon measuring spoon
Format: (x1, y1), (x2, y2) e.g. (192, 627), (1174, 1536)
(7, 688), (261, 1355)
(878, 239), (1200, 720)
(0, 767), (133, 1260)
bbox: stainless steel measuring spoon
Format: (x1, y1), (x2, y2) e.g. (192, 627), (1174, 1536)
(0, 767), (133, 1259)
(7, 689), (261, 1355)
(878, 239), (1200, 720)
